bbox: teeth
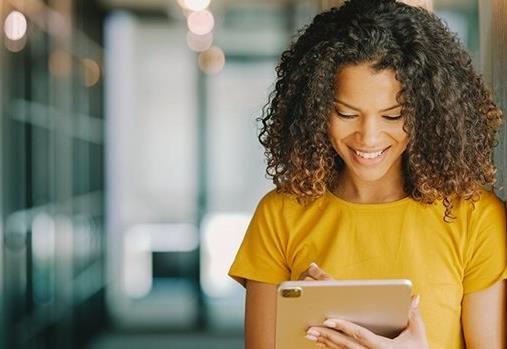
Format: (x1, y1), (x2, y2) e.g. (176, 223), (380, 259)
(355, 149), (384, 159)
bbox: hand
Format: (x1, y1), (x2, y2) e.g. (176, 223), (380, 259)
(298, 262), (333, 281)
(305, 295), (429, 349)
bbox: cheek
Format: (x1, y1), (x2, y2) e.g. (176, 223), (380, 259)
(396, 136), (410, 155)
(328, 119), (354, 143)
(391, 126), (409, 145)
(327, 127), (346, 156)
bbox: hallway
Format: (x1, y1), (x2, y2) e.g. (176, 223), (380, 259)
(0, 0), (505, 348)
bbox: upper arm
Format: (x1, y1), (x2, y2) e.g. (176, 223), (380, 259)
(462, 280), (506, 349)
(463, 193), (506, 294)
(228, 192), (291, 287)
(245, 280), (277, 349)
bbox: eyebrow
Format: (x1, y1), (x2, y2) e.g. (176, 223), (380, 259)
(335, 100), (401, 113)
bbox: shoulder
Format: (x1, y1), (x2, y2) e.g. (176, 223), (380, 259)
(414, 190), (505, 228)
(255, 189), (332, 221)
(463, 189), (506, 232)
(469, 189), (505, 217)
(257, 189), (286, 206)
(253, 190), (285, 216)
(256, 189), (306, 211)
(475, 189), (504, 208)
(449, 189), (504, 214)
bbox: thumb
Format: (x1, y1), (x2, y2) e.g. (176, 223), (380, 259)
(407, 295), (427, 336)
(309, 262), (332, 280)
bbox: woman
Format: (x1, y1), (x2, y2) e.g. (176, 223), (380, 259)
(228, 0), (506, 348)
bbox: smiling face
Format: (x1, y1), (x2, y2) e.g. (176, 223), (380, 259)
(328, 63), (409, 186)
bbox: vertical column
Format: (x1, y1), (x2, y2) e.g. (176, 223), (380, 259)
(479, 0), (507, 199)
(0, 2), (5, 348)
(49, 0), (74, 348)
(104, 11), (137, 325)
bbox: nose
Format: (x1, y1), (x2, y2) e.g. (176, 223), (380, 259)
(357, 115), (381, 147)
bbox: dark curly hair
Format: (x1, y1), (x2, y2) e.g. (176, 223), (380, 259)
(259, 0), (503, 220)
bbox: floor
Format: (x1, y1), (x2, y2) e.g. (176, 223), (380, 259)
(86, 333), (244, 349)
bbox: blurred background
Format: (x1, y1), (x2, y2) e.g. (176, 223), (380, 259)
(0, 0), (505, 348)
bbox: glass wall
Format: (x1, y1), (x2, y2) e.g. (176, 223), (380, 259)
(0, 1), (105, 348)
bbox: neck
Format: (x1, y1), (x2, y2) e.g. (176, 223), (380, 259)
(333, 169), (407, 204)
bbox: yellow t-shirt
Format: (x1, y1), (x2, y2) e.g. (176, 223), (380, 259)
(229, 189), (507, 349)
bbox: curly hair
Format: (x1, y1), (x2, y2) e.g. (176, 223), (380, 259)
(259, 0), (503, 220)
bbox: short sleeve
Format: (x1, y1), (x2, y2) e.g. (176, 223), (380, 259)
(228, 191), (291, 287)
(463, 192), (507, 294)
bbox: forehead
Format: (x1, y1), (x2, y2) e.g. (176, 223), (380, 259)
(335, 64), (402, 108)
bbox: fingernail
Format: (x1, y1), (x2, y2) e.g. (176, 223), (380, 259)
(310, 262), (320, 271)
(323, 319), (336, 328)
(412, 294), (420, 308)
(306, 329), (320, 337)
(305, 334), (318, 342)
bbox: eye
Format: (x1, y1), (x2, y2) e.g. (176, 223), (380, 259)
(383, 115), (403, 121)
(335, 109), (358, 119)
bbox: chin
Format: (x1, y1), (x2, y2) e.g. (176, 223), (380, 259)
(347, 166), (390, 183)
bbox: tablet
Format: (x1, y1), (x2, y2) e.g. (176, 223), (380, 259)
(275, 279), (412, 349)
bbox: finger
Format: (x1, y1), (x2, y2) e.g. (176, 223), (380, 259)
(298, 268), (311, 280)
(306, 329), (330, 347)
(298, 270), (317, 281)
(323, 319), (385, 348)
(318, 336), (349, 349)
(309, 262), (332, 280)
(407, 295), (427, 336)
(308, 327), (365, 349)
(317, 336), (343, 349)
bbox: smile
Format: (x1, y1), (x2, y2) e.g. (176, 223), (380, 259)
(349, 146), (391, 161)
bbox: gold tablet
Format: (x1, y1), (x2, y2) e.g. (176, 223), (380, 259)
(275, 279), (412, 349)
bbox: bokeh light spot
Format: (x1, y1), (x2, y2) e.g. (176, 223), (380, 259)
(81, 58), (101, 87)
(184, 0), (211, 11)
(187, 10), (214, 35)
(198, 46), (225, 75)
(4, 11), (27, 41)
(186, 31), (213, 52)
